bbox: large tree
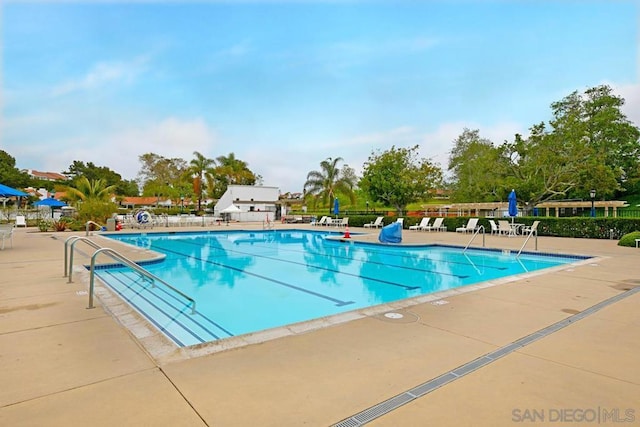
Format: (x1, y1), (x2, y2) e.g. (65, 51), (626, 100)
(63, 160), (138, 196)
(303, 157), (357, 212)
(447, 129), (506, 202)
(188, 151), (216, 211)
(0, 150), (30, 188)
(548, 85), (640, 198)
(209, 152), (259, 199)
(138, 153), (190, 202)
(63, 176), (117, 202)
(360, 145), (443, 215)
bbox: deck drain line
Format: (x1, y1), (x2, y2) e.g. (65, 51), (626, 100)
(333, 286), (640, 427)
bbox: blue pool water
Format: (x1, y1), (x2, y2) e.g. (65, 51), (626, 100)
(100, 230), (586, 347)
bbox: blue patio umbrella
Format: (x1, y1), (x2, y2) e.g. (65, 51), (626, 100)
(34, 198), (67, 207)
(333, 197), (339, 217)
(508, 189), (518, 223)
(0, 183), (28, 197)
(34, 198), (67, 218)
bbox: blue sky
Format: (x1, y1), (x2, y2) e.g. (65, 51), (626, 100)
(2, 1), (638, 193)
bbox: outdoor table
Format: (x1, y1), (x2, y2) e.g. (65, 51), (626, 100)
(510, 223), (524, 235)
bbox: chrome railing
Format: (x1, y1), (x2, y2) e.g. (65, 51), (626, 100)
(87, 247), (196, 314)
(85, 220), (103, 236)
(463, 225), (485, 252)
(65, 236), (102, 281)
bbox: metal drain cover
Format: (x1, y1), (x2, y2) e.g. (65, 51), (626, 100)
(384, 312), (404, 319)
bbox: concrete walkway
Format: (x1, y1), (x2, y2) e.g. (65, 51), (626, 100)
(0, 225), (638, 426)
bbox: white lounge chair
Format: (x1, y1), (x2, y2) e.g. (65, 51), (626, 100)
(424, 217), (445, 232)
(311, 216), (328, 226)
(15, 215), (27, 227)
(409, 217), (430, 231)
(456, 218), (479, 233)
(363, 216), (384, 228)
(334, 217), (348, 228)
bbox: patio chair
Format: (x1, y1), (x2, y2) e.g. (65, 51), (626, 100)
(498, 220), (515, 236)
(521, 221), (540, 236)
(409, 217), (430, 231)
(1, 224), (14, 250)
(489, 219), (499, 235)
(424, 217), (445, 232)
(456, 218), (479, 233)
(363, 216), (384, 228)
(15, 215), (27, 227)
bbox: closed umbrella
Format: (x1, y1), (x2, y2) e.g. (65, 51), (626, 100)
(508, 189), (518, 223)
(333, 198), (339, 219)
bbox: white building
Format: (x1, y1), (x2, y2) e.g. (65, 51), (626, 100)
(214, 185), (280, 222)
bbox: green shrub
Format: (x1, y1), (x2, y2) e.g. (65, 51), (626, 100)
(37, 219), (50, 232)
(76, 200), (118, 225)
(617, 231), (640, 247)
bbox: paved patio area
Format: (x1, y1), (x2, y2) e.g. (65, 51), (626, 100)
(0, 224), (638, 426)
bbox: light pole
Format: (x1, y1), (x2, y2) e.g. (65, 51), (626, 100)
(180, 195), (184, 213)
(366, 201), (369, 213)
(590, 189), (596, 218)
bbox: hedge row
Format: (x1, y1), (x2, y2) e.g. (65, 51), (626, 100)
(351, 215), (640, 239)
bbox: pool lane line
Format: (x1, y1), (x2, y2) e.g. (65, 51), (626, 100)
(115, 269), (235, 338)
(150, 243), (356, 307)
(109, 267), (235, 342)
(99, 269), (235, 343)
(332, 285), (640, 427)
(98, 270), (195, 346)
(155, 240), (425, 291)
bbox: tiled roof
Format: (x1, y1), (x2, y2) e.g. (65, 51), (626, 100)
(28, 170), (68, 181)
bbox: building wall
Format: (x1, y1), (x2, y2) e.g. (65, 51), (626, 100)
(214, 185), (280, 221)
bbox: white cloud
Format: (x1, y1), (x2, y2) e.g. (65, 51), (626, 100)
(51, 55), (150, 97)
(243, 121), (524, 193)
(40, 117), (218, 182)
(614, 82), (640, 126)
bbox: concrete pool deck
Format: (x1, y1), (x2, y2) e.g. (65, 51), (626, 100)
(1, 224), (638, 426)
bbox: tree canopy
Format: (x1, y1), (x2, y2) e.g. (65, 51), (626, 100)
(303, 157), (357, 210)
(360, 145), (442, 214)
(448, 85), (640, 206)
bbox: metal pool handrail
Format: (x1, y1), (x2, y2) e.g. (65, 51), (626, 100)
(463, 225), (485, 252)
(87, 247), (196, 315)
(516, 223), (539, 257)
(86, 220), (104, 236)
(65, 236), (102, 280)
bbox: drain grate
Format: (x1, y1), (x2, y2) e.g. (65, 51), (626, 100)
(332, 286), (640, 426)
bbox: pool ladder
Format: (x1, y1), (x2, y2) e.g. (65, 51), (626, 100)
(463, 225), (485, 252)
(64, 236), (196, 314)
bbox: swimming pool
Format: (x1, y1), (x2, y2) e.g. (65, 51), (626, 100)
(100, 230), (586, 347)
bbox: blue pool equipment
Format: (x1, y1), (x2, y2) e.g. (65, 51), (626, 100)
(136, 210), (151, 224)
(379, 221), (402, 243)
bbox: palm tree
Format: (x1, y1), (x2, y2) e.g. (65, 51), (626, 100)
(303, 157), (356, 213)
(189, 151), (216, 211)
(216, 153), (257, 184)
(64, 177), (116, 202)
